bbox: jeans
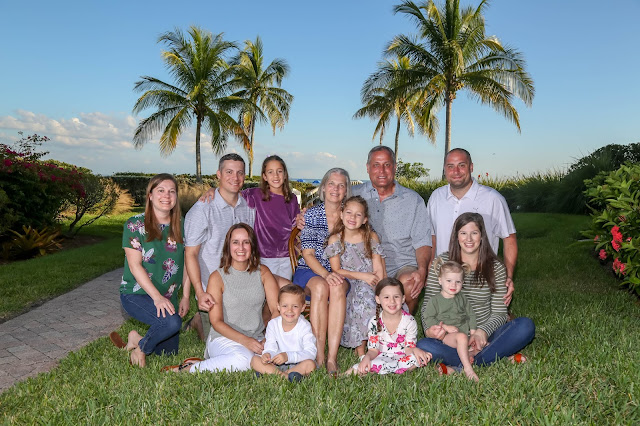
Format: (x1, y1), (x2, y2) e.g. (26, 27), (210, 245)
(120, 293), (183, 356)
(417, 317), (535, 367)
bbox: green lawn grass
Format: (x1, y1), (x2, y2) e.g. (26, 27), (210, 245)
(1, 213), (639, 424)
(0, 210), (142, 321)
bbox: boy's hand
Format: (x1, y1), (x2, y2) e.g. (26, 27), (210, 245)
(442, 324), (459, 334)
(271, 352), (288, 365)
(261, 353), (272, 364)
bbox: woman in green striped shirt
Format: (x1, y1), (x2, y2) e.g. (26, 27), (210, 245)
(417, 212), (534, 369)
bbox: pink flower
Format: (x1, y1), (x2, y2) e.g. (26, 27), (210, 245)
(370, 365), (381, 374)
(3, 159), (12, 166)
(594, 235), (600, 242)
(387, 342), (398, 348)
(612, 240), (621, 252)
(611, 226), (623, 243)
(627, 237), (632, 242)
(396, 334), (405, 344)
(598, 249), (607, 260)
(394, 368), (407, 374)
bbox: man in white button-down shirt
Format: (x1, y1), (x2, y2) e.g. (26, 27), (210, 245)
(426, 148), (516, 305)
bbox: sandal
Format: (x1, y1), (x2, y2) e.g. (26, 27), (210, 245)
(161, 358), (202, 373)
(436, 363), (456, 375)
(509, 353), (527, 364)
(109, 331), (126, 349)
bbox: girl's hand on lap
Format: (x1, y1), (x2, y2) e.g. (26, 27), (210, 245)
(242, 337), (264, 354)
(411, 348), (432, 366)
(272, 353), (288, 365)
(153, 296), (175, 317)
(361, 272), (379, 286)
(325, 272), (344, 286)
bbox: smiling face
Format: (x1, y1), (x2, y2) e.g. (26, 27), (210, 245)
(439, 270), (464, 299)
(229, 227), (252, 264)
(323, 172), (347, 204)
(444, 150), (473, 191)
(375, 285), (405, 316)
(457, 221), (482, 256)
(277, 292), (305, 326)
(366, 150), (396, 191)
(217, 159), (245, 195)
(341, 200), (367, 231)
(262, 159), (285, 193)
(148, 179), (177, 218)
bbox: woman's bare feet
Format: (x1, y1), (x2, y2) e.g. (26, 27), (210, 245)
(326, 359), (339, 377)
(126, 330), (143, 351)
(130, 347), (146, 368)
(435, 363), (455, 375)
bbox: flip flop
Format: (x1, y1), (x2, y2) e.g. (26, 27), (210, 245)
(160, 358), (202, 373)
(181, 357), (204, 364)
(436, 363), (457, 375)
(109, 331), (126, 349)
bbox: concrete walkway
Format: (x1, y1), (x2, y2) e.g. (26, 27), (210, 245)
(0, 268), (127, 393)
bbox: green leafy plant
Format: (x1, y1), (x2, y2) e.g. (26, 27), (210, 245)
(396, 159), (429, 181)
(583, 163), (640, 295)
(2, 226), (62, 260)
(64, 175), (120, 236)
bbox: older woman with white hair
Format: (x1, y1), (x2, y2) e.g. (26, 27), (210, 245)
(292, 167), (351, 375)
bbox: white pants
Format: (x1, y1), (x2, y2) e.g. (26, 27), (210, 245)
(191, 336), (255, 373)
(261, 257), (292, 280)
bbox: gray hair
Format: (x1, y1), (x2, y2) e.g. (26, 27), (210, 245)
(366, 145), (396, 165)
(319, 168), (351, 202)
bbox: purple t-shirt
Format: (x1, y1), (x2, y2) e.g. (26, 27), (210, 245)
(242, 187), (300, 258)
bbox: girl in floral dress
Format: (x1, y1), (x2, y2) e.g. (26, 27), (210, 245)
(345, 278), (432, 375)
(324, 196), (385, 357)
(109, 173), (191, 367)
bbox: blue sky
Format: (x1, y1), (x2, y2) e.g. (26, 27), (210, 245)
(1, 0), (639, 180)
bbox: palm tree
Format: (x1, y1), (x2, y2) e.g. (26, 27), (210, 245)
(132, 26), (249, 182)
(389, 0), (535, 167)
(354, 55), (439, 159)
(230, 36), (293, 177)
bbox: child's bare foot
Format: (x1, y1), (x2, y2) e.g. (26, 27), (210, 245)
(464, 366), (479, 382)
(508, 353), (527, 364)
(126, 330), (143, 351)
(130, 348), (146, 368)
(435, 363), (455, 375)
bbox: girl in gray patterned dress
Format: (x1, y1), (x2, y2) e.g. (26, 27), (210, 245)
(324, 196), (385, 357)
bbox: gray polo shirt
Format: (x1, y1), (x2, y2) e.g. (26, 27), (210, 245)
(184, 188), (255, 291)
(352, 181), (431, 277)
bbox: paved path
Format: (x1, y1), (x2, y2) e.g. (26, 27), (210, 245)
(0, 268), (127, 393)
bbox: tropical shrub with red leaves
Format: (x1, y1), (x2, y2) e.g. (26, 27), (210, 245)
(0, 134), (85, 236)
(583, 163), (640, 295)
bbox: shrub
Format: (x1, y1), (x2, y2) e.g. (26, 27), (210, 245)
(396, 160), (429, 181)
(64, 176), (120, 236)
(582, 163), (640, 295)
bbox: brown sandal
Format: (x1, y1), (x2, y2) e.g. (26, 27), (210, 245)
(109, 331), (126, 349)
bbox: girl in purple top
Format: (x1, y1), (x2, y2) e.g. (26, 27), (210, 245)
(202, 155), (299, 287)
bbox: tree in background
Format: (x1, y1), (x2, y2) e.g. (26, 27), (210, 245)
(230, 36), (293, 177)
(389, 0), (534, 172)
(396, 159), (430, 181)
(132, 26), (249, 182)
(354, 55), (438, 159)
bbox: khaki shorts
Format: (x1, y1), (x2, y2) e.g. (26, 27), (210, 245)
(394, 265), (418, 279)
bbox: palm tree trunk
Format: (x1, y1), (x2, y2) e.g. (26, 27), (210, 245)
(394, 115), (401, 160)
(195, 118), (202, 183)
(442, 96), (453, 180)
(249, 117), (256, 178)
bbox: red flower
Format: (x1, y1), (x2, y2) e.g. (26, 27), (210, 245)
(3, 159), (12, 166)
(611, 226), (623, 243)
(486, 172), (489, 177)
(612, 240), (621, 252)
(613, 258), (627, 275)
(626, 237), (632, 242)
(594, 235), (600, 242)
(477, 174), (481, 178)
(598, 249), (607, 260)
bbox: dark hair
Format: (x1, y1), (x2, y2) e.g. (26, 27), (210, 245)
(367, 145), (396, 165)
(319, 167), (351, 202)
(448, 212), (498, 292)
(278, 284), (305, 304)
(374, 277), (404, 333)
(144, 173), (183, 244)
(444, 148), (472, 165)
(219, 223), (260, 273)
(218, 153), (245, 172)
(260, 155), (293, 203)
(329, 196), (375, 258)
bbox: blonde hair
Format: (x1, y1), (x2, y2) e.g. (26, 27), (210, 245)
(433, 257), (471, 279)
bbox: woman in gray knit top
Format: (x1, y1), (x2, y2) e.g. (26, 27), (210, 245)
(175, 223), (279, 373)
(417, 213), (535, 370)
